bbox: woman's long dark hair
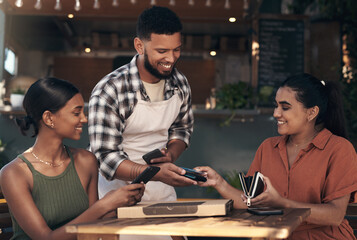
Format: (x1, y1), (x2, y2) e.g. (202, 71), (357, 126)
(15, 77), (79, 137)
(280, 73), (347, 139)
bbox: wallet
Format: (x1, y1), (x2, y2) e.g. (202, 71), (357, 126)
(238, 171), (265, 206)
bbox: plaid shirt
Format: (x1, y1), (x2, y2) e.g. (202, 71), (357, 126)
(88, 55), (194, 180)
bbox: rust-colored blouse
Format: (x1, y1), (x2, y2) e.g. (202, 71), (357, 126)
(248, 128), (357, 240)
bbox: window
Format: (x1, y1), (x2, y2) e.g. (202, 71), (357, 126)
(4, 47), (17, 75)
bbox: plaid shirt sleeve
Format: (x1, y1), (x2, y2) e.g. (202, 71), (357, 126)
(167, 69), (194, 146)
(88, 69), (136, 180)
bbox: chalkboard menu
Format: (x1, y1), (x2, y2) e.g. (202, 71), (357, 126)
(258, 18), (305, 88)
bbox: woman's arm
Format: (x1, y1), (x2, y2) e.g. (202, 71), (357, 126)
(251, 176), (349, 226)
(195, 166), (247, 209)
(0, 156), (144, 240)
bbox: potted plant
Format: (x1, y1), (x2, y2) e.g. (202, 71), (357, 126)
(10, 87), (26, 108)
(215, 82), (255, 126)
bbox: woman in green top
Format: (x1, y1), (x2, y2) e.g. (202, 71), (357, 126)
(0, 78), (145, 240)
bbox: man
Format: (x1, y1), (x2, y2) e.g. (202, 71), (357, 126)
(88, 6), (195, 205)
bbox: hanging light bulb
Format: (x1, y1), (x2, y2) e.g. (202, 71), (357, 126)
(74, 0), (81, 11)
(224, 0), (230, 9)
(188, 0), (194, 6)
(34, 0), (42, 10)
(169, 0), (175, 6)
(150, 0), (156, 5)
(205, 0), (211, 7)
(93, 0), (100, 9)
(112, 0), (119, 7)
(0, 0), (4, 4)
(14, 0), (23, 8)
(54, 0), (62, 10)
(130, 0), (137, 4)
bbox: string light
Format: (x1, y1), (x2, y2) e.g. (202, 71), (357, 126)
(210, 51), (217, 56)
(14, 0), (23, 8)
(112, 0), (119, 7)
(34, 0), (42, 10)
(229, 17), (236, 22)
(74, 0), (81, 11)
(93, 0), (100, 9)
(224, 0), (230, 9)
(9, 0), (240, 14)
(54, 0), (62, 11)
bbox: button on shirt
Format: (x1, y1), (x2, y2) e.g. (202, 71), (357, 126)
(88, 55), (194, 180)
(248, 128), (357, 239)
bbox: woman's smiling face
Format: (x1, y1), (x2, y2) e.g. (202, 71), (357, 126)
(52, 93), (87, 140)
(273, 86), (310, 136)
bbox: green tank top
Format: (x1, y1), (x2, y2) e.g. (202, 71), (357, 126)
(10, 146), (89, 240)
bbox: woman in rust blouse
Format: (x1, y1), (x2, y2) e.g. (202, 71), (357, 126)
(197, 73), (357, 239)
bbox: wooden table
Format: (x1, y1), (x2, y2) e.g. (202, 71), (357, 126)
(66, 208), (310, 240)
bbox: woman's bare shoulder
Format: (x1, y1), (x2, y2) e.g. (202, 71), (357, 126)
(1, 157), (29, 176)
(66, 147), (98, 168)
(0, 157), (32, 190)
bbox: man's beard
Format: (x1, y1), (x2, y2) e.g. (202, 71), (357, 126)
(144, 52), (175, 79)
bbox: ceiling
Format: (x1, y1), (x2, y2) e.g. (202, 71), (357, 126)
(1, 0), (258, 51)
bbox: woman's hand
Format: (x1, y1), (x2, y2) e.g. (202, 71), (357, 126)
(103, 183), (145, 209)
(194, 166), (223, 188)
(250, 176), (286, 208)
(195, 166), (246, 209)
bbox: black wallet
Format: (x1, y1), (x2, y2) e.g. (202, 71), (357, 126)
(238, 171), (265, 206)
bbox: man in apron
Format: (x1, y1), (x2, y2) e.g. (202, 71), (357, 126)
(88, 6), (195, 240)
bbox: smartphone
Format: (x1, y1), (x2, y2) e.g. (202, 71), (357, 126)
(142, 149), (165, 164)
(181, 167), (207, 182)
(131, 166), (161, 184)
(247, 207), (283, 215)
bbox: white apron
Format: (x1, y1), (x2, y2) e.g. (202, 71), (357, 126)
(98, 91), (182, 240)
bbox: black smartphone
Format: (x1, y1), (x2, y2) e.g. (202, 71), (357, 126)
(142, 149), (165, 164)
(247, 207), (283, 215)
(182, 167), (207, 182)
(131, 166), (160, 184)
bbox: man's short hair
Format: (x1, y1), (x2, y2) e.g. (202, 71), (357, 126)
(136, 6), (182, 41)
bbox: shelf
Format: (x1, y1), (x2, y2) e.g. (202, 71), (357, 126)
(0, 106), (25, 119)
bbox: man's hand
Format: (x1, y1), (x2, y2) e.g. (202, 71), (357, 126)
(147, 148), (172, 164)
(152, 162), (197, 187)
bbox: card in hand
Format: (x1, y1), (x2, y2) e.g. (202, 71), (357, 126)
(181, 167), (207, 182)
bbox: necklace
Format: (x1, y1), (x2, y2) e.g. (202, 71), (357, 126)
(288, 133), (317, 153)
(31, 149), (65, 167)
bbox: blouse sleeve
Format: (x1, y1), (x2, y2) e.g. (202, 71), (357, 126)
(322, 137), (357, 203)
